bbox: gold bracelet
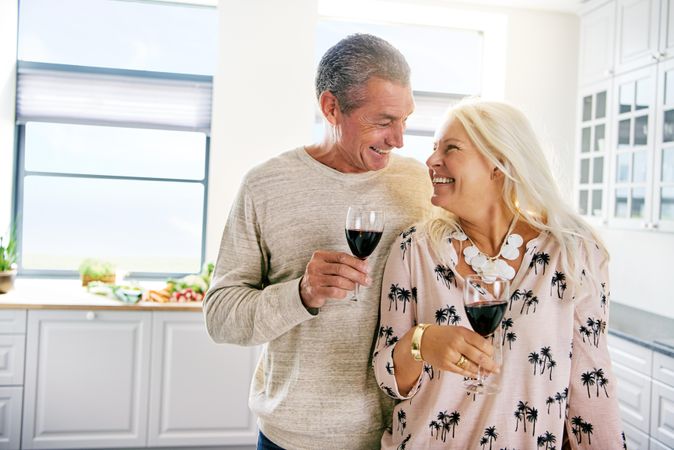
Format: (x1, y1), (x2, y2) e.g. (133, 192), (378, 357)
(410, 323), (431, 362)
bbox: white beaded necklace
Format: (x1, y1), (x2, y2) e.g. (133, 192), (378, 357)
(450, 214), (523, 281)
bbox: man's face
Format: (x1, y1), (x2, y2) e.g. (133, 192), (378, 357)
(331, 77), (414, 173)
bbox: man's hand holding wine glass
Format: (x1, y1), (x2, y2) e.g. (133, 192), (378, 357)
(299, 251), (371, 309)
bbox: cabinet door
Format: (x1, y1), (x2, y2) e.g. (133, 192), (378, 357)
(609, 65), (658, 228)
(576, 80), (613, 222)
(579, 0), (617, 85)
(622, 421), (651, 450)
(0, 336), (24, 386)
(0, 387), (22, 450)
(147, 312), (257, 447)
(615, 0), (661, 73)
(608, 335), (653, 432)
(654, 57), (674, 231)
(652, 351), (674, 386)
(22, 310), (151, 449)
(651, 380), (674, 448)
(0, 311), (25, 334)
(661, 0), (674, 60)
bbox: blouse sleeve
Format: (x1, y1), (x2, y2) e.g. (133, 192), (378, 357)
(372, 231), (424, 400)
(565, 245), (625, 449)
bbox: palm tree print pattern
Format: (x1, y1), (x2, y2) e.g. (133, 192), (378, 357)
(434, 304), (462, 325)
(510, 289), (539, 315)
(373, 229), (625, 449)
(581, 368), (610, 398)
(579, 317), (606, 347)
(428, 410), (460, 442)
(399, 227), (416, 260)
(530, 251), (551, 275)
(570, 416), (594, 445)
(434, 264), (457, 289)
(550, 271), (567, 299)
(388, 284), (415, 313)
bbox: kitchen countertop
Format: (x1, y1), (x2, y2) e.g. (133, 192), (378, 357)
(0, 278), (202, 311)
(609, 302), (674, 357)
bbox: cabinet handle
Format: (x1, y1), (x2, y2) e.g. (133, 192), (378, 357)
(86, 311), (96, 320)
(651, 53), (660, 61)
(651, 222), (659, 230)
(603, 69), (614, 76)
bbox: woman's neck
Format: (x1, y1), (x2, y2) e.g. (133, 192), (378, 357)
(458, 207), (515, 257)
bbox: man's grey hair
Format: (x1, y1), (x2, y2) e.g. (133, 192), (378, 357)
(315, 33), (411, 115)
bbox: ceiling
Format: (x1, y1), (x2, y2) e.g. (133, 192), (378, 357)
(444, 0), (586, 14)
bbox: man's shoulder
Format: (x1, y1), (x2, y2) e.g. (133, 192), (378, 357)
(244, 147), (305, 183)
(388, 154), (428, 178)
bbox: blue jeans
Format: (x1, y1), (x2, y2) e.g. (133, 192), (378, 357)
(257, 431), (285, 450)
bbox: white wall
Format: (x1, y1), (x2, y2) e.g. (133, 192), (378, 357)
(205, 0), (317, 260)
(0, 0), (18, 236)
(205, 0), (581, 261)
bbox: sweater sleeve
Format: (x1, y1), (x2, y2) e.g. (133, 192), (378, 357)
(203, 179), (316, 347)
(373, 231), (424, 400)
(565, 246), (625, 449)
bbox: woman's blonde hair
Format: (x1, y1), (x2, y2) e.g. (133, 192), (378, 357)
(425, 97), (607, 288)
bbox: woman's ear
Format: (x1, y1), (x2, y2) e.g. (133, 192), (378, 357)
(319, 91), (340, 126)
(490, 167), (501, 181)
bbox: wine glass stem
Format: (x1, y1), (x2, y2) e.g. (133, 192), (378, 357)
(352, 283), (360, 302)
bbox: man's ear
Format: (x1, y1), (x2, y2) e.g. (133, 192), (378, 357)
(319, 91), (340, 126)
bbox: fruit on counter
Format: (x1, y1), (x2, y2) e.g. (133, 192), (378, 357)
(87, 282), (143, 304)
(145, 262), (214, 303)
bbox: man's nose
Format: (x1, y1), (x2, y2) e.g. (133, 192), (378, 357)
(386, 121), (405, 149)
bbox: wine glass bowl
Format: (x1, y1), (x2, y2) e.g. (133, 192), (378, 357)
(463, 274), (509, 394)
(345, 207), (385, 300)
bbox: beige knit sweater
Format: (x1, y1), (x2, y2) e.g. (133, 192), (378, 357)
(204, 147), (432, 450)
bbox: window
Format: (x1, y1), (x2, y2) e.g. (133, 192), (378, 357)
(314, 19), (484, 165)
(14, 0), (217, 276)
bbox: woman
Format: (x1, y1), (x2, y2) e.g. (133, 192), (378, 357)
(373, 99), (624, 449)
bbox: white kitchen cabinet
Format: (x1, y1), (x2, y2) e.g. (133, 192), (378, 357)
(614, 0), (661, 74)
(622, 421), (651, 450)
(650, 380), (674, 448)
(608, 333), (674, 449)
(0, 310), (26, 450)
(579, 0), (617, 86)
(22, 310), (151, 449)
(661, 0), (674, 59)
(147, 312), (257, 447)
(0, 311), (26, 335)
(0, 387), (22, 450)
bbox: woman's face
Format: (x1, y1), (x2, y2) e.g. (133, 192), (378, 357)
(426, 116), (501, 216)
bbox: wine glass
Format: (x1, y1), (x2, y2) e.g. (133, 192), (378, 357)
(345, 207), (385, 301)
(463, 274), (509, 394)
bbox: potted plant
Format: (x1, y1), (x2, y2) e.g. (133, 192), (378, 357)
(0, 226), (17, 294)
(78, 258), (116, 287)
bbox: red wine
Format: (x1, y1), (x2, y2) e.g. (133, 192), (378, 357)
(465, 301), (507, 337)
(345, 229), (383, 259)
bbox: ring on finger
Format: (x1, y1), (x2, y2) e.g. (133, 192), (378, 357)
(455, 354), (468, 369)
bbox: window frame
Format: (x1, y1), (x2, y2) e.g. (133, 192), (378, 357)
(12, 120), (211, 280)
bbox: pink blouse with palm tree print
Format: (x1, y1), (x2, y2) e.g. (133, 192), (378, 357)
(373, 226), (625, 450)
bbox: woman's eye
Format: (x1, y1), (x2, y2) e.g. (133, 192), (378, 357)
(445, 145), (458, 153)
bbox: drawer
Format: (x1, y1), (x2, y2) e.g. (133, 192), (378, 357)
(613, 361), (652, 433)
(608, 334), (653, 375)
(651, 380), (674, 448)
(622, 421), (650, 450)
(653, 352), (674, 386)
(650, 436), (671, 450)
(0, 336), (25, 385)
(0, 386), (22, 450)
(0, 310), (26, 335)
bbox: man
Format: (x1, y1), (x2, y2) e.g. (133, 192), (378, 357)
(204, 34), (432, 450)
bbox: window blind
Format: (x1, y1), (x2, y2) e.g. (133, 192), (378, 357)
(16, 62), (213, 133)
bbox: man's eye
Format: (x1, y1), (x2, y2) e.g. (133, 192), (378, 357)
(377, 122), (391, 127)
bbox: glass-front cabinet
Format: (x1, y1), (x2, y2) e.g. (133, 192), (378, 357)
(577, 81), (612, 220)
(610, 66), (657, 227)
(655, 57), (674, 229)
(576, 0), (674, 233)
